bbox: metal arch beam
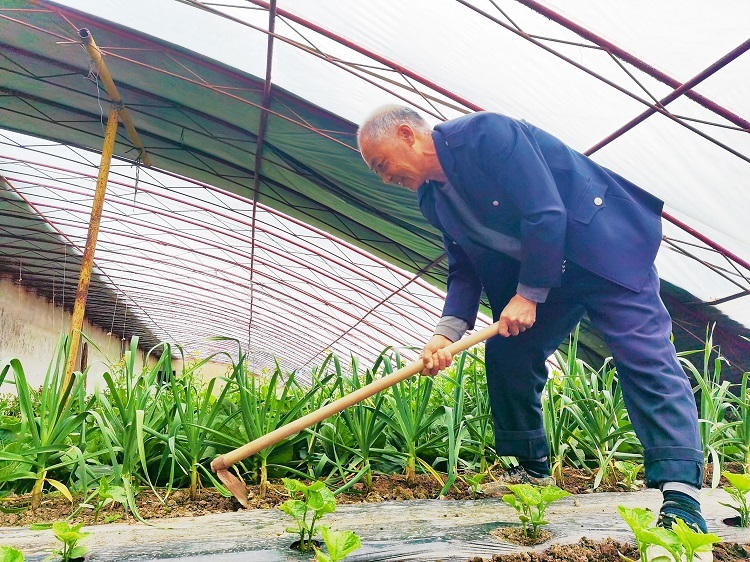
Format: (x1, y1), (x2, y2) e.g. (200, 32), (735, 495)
(585, 38), (750, 155)
(511, 0), (750, 132)
(247, 0), (277, 346)
(0, 83), (442, 276)
(243, 0), (484, 112)
(451, 1), (750, 165)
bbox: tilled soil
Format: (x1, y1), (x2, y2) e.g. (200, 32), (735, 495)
(0, 467), (631, 527)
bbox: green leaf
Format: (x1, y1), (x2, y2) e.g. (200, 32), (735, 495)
(319, 526), (361, 562)
(502, 495), (518, 508)
(540, 485), (570, 504)
(722, 471), (750, 493)
(279, 499), (306, 521)
(617, 505), (655, 538)
(282, 478), (308, 495)
(106, 485), (127, 504)
(68, 545), (89, 560)
(0, 546), (25, 562)
(507, 483), (541, 507)
(671, 518), (722, 553)
(308, 483), (336, 515)
(314, 551), (333, 562)
(641, 527), (682, 551)
(29, 523), (53, 530)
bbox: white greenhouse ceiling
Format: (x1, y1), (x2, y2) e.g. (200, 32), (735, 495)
(0, 0), (748, 374)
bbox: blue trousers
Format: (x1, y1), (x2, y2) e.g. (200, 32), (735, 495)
(483, 259), (704, 488)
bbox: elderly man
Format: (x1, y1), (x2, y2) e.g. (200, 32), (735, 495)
(357, 106), (708, 545)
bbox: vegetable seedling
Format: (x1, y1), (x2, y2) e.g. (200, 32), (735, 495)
(71, 478), (127, 524)
(464, 473), (485, 500)
(502, 483), (570, 540)
(36, 521), (90, 562)
(279, 478), (336, 552)
(720, 471), (750, 526)
(314, 526), (361, 562)
(615, 460), (643, 490)
(618, 505), (721, 562)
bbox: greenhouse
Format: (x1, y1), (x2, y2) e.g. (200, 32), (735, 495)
(1, 1), (749, 561)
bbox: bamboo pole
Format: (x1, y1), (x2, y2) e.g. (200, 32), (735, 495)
(62, 28), (153, 389)
(63, 106), (119, 388)
(78, 28), (152, 167)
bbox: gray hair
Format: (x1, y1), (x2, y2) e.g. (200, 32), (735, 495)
(356, 105), (430, 148)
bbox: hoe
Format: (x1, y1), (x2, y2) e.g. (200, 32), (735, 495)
(211, 321), (500, 506)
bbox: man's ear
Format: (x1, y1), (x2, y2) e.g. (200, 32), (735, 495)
(397, 124), (416, 146)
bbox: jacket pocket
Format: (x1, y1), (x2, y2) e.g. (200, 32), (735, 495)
(571, 179), (608, 224)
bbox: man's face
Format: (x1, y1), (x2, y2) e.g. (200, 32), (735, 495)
(360, 125), (426, 192)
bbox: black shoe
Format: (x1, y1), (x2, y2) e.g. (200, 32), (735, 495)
(482, 465), (555, 497)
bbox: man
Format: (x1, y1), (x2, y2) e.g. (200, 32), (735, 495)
(357, 106), (709, 551)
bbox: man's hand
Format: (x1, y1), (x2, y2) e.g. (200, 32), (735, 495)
(421, 334), (454, 376)
(498, 294), (537, 337)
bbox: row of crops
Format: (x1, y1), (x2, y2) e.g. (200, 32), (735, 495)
(1, 329), (749, 517)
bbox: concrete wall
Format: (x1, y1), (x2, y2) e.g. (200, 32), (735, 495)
(171, 358), (233, 382)
(0, 274), (145, 392)
(0, 274), (235, 393)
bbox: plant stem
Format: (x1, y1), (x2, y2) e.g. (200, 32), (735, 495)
(189, 463), (198, 500)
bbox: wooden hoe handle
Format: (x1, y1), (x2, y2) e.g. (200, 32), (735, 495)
(211, 321), (499, 472)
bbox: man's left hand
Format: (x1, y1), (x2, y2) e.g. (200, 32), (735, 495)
(498, 294), (537, 337)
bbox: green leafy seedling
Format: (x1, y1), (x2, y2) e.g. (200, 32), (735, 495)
(279, 478), (336, 552)
(618, 506), (721, 562)
(464, 473), (485, 500)
(45, 521), (90, 562)
(615, 460), (643, 490)
(73, 478), (127, 524)
(720, 471), (750, 526)
(502, 483), (570, 540)
(618, 506), (681, 562)
(0, 546), (24, 562)
(671, 518), (722, 561)
(314, 526), (362, 562)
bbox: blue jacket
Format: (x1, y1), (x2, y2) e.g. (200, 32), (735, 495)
(417, 112), (664, 327)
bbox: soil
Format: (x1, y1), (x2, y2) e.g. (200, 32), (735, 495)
(490, 527), (552, 547)
(2, 465), (749, 561)
(0, 466), (632, 527)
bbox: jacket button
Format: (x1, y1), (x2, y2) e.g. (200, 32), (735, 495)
(594, 197), (603, 206)
(492, 200), (499, 206)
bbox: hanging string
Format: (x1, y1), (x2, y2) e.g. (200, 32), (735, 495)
(82, 45), (104, 130)
(108, 293), (119, 337)
(122, 302), (128, 341)
(52, 274), (56, 329)
(62, 244), (67, 323)
(121, 302), (128, 356)
(132, 158), (141, 210)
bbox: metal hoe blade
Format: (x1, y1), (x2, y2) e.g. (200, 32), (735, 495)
(211, 457), (250, 507)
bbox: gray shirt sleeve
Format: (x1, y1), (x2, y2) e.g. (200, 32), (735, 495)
(434, 315), (469, 342)
(516, 283), (550, 303)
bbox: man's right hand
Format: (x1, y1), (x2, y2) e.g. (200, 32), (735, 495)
(421, 334), (454, 376)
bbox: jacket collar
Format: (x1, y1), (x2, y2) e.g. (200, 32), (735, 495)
(431, 127), (457, 183)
